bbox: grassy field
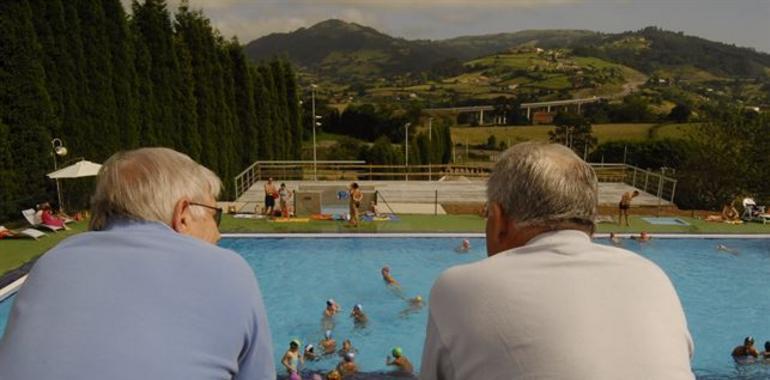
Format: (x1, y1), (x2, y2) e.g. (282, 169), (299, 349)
(452, 123), (700, 146)
(3, 214), (770, 279)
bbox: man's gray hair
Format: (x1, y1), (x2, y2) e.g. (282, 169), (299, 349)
(487, 142), (597, 228)
(90, 147), (222, 231)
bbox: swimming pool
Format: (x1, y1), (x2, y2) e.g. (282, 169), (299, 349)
(2, 236), (770, 379)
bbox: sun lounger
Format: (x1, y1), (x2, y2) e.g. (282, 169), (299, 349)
(594, 215), (616, 224)
(0, 225), (47, 240)
(22, 209), (63, 232)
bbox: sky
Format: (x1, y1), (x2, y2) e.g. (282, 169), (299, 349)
(129, 0), (770, 53)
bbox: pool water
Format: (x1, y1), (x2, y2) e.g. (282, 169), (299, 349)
(2, 237), (770, 379)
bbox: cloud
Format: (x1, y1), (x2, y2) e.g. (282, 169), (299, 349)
(311, 0), (585, 7)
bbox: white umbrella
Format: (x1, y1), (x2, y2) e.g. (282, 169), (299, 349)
(47, 160), (102, 179)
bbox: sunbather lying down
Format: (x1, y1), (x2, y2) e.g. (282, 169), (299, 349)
(705, 203), (742, 223)
(0, 226), (15, 239)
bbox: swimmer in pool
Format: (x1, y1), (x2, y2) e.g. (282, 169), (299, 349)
(281, 339), (303, 374)
(350, 304), (368, 327)
(631, 231), (651, 242)
(304, 344), (319, 361)
(716, 244), (739, 256)
(381, 266), (399, 286)
(324, 299), (341, 318)
(400, 295), (425, 317)
(336, 352), (358, 377)
(320, 330), (337, 355)
(609, 232), (622, 245)
(732, 336), (759, 360)
(338, 339), (356, 357)
(326, 369), (342, 380)
(386, 346), (414, 375)
(455, 239), (471, 253)
(762, 341), (770, 360)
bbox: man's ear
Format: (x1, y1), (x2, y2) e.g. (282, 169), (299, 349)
(487, 202), (514, 257)
(490, 202), (511, 240)
(171, 199), (189, 233)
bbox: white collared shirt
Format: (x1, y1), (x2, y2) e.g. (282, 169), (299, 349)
(421, 229), (694, 380)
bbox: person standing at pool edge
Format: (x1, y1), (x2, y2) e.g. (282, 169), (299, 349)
(420, 142), (694, 380)
(618, 190), (639, 226)
(0, 148), (275, 380)
(349, 182), (363, 226)
(264, 177), (277, 216)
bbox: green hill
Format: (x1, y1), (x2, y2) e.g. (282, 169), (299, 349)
(245, 21), (770, 81)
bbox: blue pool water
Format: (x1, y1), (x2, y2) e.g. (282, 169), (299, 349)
(2, 237), (770, 379)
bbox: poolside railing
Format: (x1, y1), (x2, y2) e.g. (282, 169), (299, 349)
(233, 162), (678, 203)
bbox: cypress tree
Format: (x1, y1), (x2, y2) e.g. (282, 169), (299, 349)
(227, 40), (258, 167)
(174, 33), (201, 160)
(441, 125), (453, 164)
(0, 121), (19, 217)
(270, 60), (291, 159)
(132, 0), (182, 149)
(282, 60), (302, 159)
(215, 40), (237, 197)
(250, 66), (271, 160)
(174, 4), (218, 171)
(131, 30), (159, 146)
(102, 0), (140, 149)
(74, 0), (119, 160)
(258, 64), (279, 160)
(0, 0), (55, 210)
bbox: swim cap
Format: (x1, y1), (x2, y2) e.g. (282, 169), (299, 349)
(415, 295), (423, 302)
(290, 339), (300, 347)
(766, 341), (770, 351)
(325, 330), (332, 339)
(392, 347), (403, 358)
(354, 304), (362, 311)
(345, 352), (355, 361)
(305, 344), (314, 352)
(745, 336), (754, 345)
(327, 299), (335, 306)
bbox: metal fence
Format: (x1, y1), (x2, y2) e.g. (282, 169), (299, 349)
(234, 161), (678, 203)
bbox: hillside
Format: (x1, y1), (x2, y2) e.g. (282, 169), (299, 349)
(245, 20), (770, 81)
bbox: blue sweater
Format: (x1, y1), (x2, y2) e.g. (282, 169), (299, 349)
(0, 220), (275, 380)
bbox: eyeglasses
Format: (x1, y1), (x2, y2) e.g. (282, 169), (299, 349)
(189, 202), (223, 226)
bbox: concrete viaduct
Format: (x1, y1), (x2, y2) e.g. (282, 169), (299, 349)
(424, 96), (603, 125)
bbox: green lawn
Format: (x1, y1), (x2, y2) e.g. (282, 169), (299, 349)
(453, 124), (656, 145)
(3, 214), (770, 279)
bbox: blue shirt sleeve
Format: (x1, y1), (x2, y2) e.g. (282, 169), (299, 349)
(234, 279), (275, 380)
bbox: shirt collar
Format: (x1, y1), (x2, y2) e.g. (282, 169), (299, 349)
(524, 229), (592, 247)
(103, 218), (174, 233)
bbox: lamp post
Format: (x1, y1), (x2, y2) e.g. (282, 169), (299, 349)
(428, 117), (433, 181)
(50, 138), (68, 212)
(311, 84), (318, 181)
(404, 122), (411, 181)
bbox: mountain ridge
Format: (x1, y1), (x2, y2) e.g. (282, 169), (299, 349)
(244, 19), (770, 82)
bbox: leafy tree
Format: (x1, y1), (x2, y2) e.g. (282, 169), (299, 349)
(675, 108), (769, 209)
(486, 135), (498, 150)
(548, 112), (596, 157)
(668, 104), (691, 123)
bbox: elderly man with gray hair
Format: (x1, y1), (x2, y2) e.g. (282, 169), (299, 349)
(0, 148), (275, 380)
(420, 142), (694, 379)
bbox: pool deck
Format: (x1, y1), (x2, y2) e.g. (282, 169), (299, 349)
(235, 180), (671, 214)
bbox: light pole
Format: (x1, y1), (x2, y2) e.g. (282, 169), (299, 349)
(428, 117), (433, 181)
(50, 138), (68, 212)
(311, 84), (318, 181)
(404, 122), (411, 181)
